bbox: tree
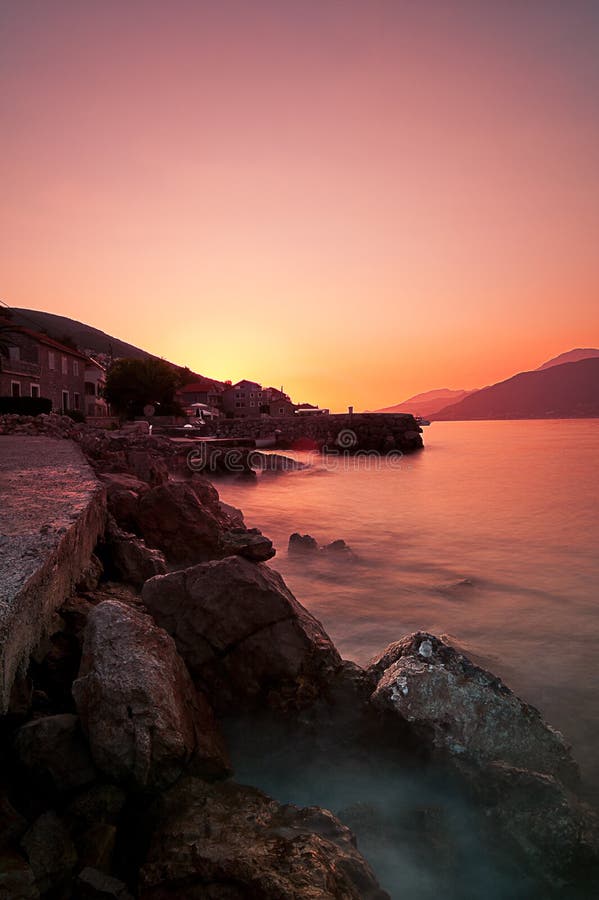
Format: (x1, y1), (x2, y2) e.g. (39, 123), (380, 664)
(104, 357), (183, 418)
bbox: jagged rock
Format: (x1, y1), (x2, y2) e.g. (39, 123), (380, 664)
(20, 811), (77, 896)
(218, 500), (245, 528)
(478, 762), (599, 883)
(102, 519), (167, 587)
(221, 526), (276, 562)
(124, 449), (169, 486)
(65, 783), (126, 872)
(72, 600), (231, 791)
(324, 539), (354, 557)
(0, 850), (39, 899)
(75, 867), (134, 899)
(14, 714), (97, 793)
(139, 777), (389, 900)
(369, 633), (578, 786)
(133, 482), (224, 565)
(142, 556), (342, 713)
(0, 794), (27, 849)
(289, 532), (319, 554)
(76, 554), (104, 592)
(188, 473), (220, 508)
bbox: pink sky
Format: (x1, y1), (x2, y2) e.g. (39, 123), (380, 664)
(1, 1), (598, 410)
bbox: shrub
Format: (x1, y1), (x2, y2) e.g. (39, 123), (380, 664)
(0, 396), (52, 415)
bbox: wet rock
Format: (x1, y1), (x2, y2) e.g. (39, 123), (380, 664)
(102, 519), (167, 587)
(20, 811), (77, 896)
(324, 539), (355, 557)
(0, 850), (39, 900)
(217, 500), (245, 528)
(188, 473), (220, 508)
(479, 762), (599, 883)
(72, 600), (231, 791)
(369, 632), (578, 787)
(288, 532), (319, 554)
(75, 867), (134, 899)
(14, 714), (97, 793)
(221, 526), (276, 562)
(139, 777), (389, 900)
(142, 556), (342, 713)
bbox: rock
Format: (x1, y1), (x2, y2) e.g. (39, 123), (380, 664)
(142, 556), (342, 713)
(0, 850), (39, 900)
(124, 449), (169, 486)
(14, 714), (97, 793)
(0, 794), (28, 849)
(133, 482), (224, 565)
(324, 539), (355, 557)
(478, 762), (599, 883)
(20, 811), (77, 896)
(369, 632), (578, 786)
(75, 867), (134, 899)
(102, 519), (167, 587)
(188, 473), (220, 508)
(221, 526), (275, 562)
(76, 554), (104, 592)
(139, 777), (389, 900)
(217, 500), (245, 528)
(72, 600), (231, 791)
(65, 784), (126, 871)
(288, 532), (319, 554)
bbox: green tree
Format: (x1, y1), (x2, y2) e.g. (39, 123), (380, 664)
(104, 357), (183, 418)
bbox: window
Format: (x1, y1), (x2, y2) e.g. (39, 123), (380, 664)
(249, 401), (255, 407)
(62, 390), (69, 411)
(73, 360), (79, 376)
(31, 385), (40, 399)
(48, 351), (55, 370)
(279, 407), (285, 414)
(62, 356), (68, 374)
(73, 392), (80, 410)
(11, 381), (21, 397)
(249, 392), (255, 399)
(8, 346), (20, 361)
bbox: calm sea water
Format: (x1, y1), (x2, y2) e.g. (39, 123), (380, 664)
(219, 420), (599, 796)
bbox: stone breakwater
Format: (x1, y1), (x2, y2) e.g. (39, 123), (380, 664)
(0, 414), (598, 898)
(211, 412), (424, 453)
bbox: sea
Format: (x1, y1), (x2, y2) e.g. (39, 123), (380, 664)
(218, 420), (599, 898)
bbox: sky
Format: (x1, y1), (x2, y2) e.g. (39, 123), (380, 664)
(1, 0), (598, 411)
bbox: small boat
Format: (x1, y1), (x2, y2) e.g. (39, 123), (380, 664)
(415, 417), (431, 426)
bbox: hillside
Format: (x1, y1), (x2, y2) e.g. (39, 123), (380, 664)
(9, 308), (221, 386)
(377, 388), (475, 417)
(433, 358), (599, 420)
(10, 308), (154, 361)
(537, 348), (599, 370)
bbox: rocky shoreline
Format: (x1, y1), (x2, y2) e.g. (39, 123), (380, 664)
(1, 414), (598, 898)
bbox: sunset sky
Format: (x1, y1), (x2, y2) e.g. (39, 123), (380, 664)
(1, 1), (598, 410)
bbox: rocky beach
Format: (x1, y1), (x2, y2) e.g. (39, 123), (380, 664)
(1, 414), (598, 899)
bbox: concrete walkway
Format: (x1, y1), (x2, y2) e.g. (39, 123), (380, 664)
(0, 437), (105, 712)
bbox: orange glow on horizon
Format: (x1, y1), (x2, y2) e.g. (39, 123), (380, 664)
(1, 2), (598, 411)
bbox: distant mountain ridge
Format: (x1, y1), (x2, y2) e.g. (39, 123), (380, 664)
(433, 357), (599, 420)
(377, 388), (475, 417)
(537, 348), (599, 370)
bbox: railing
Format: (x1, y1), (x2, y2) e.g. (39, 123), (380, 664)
(0, 357), (41, 377)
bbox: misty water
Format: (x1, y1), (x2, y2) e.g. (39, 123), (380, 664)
(218, 420), (599, 897)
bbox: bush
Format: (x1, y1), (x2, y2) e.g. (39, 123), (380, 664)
(0, 396), (52, 415)
(65, 408), (86, 423)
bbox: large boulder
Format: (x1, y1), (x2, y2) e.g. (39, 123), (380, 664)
(369, 633), (578, 786)
(20, 811), (77, 897)
(133, 482), (224, 565)
(101, 519), (167, 587)
(139, 777), (389, 900)
(72, 600), (230, 790)
(221, 526), (275, 562)
(142, 556), (342, 713)
(14, 714), (97, 794)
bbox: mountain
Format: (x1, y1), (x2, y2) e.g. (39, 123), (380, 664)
(10, 308), (153, 360)
(433, 358), (599, 420)
(377, 388), (475, 417)
(537, 348), (599, 370)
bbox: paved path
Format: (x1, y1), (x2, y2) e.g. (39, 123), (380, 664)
(0, 437), (105, 711)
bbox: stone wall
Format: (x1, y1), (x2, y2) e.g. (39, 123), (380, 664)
(211, 413), (423, 453)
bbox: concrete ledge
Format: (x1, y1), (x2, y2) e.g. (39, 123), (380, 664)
(0, 437), (106, 712)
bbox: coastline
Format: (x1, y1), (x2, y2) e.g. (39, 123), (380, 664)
(1, 414), (598, 898)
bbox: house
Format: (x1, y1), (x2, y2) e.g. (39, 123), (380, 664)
(84, 357), (109, 417)
(0, 321), (87, 412)
(222, 380), (265, 418)
(269, 398), (296, 417)
(175, 378), (225, 418)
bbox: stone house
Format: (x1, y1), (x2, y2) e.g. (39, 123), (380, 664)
(222, 380), (265, 418)
(175, 379), (225, 416)
(0, 323), (87, 412)
(269, 398), (296, 417)
(84, 358), (109, 417)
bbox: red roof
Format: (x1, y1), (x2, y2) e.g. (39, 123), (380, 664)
(9, 325), (89, 361)
(178, 379), (224, 394)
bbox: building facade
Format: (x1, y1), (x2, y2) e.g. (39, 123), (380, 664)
(222, 380), (265, 417)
